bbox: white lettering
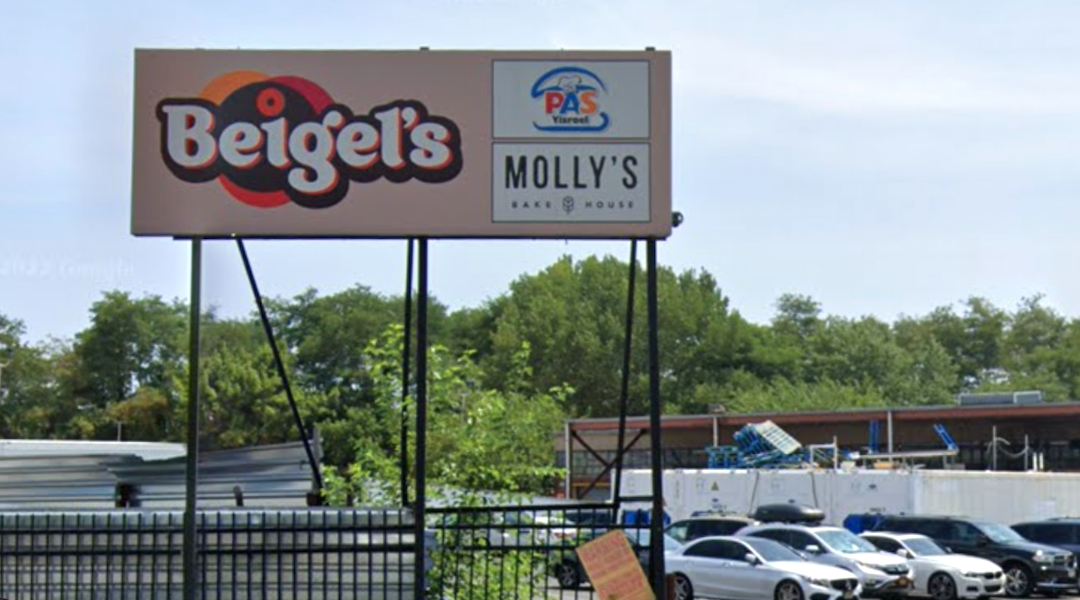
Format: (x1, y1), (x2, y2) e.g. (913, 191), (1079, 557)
(158, 97), (460, 202)
(409, 123), (452, 170)
(220, 122), (263, 169)
(287, 113), (342, 195)
(163, 105), (216, 168)
(260, 118), (290, 168)
(337, 122), (380, 169)
(375, 107), (406, 170)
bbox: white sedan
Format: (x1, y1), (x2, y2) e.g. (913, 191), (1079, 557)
(861, 532), (1006, 600)
(667, 536), (862, 600)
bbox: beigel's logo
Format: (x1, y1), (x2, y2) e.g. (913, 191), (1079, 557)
(156, 71), (463, 209)
(531, 66), (610, 133)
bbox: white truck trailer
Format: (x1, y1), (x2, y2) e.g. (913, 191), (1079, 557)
(617, 468), (1080, 525)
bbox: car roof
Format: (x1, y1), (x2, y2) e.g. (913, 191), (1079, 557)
(880, 514), (970, 521)
(747, 523), (843, 533)
(861, 532), (925, 542)
(681, 535), (744, 546)
(1016, 518), (1080, 525)
(677, 515), (756, 523)
(682, 535), (792, 550)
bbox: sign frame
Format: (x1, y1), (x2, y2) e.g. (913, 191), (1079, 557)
(131, 49), (671, 240)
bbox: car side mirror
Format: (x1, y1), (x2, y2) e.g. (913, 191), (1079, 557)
(805, 545), (822, 555)
(977, 535), (991, 547)
(943, 546), (953, 554)
(896, 549), (913, 559)
(745, 553), (762, 566)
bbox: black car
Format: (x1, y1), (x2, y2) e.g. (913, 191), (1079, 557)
(864, 514), (1076, 597)
(664, 514), (758, 544)
(1013, 519), (1080, 562)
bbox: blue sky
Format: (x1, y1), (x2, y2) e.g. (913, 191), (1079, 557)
(3, 1), (1080, 341)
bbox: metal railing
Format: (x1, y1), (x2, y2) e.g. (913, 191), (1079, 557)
(0, 509), (415, 600)
(0, 504), (655, 599)
(427, 502), (649, 600)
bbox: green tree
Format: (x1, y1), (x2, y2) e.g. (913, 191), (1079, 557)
(480, 255), (747, 417)
(267, 286), (450, 410)
(909, 298), (1007, 390)
(72, 292), (187, 408)
(724, 377), (887, 414)
(0, 315), (53, 437)
(324, 325), (568, 502)
(773, 293), (823, 341)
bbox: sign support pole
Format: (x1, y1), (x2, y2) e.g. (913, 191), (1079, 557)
(612, 240), (638, 514)
(414, 238), (429, 600)
(183, 237), (203, 600)
(402, 239), (415, 507)
(647, 238), (665, 600)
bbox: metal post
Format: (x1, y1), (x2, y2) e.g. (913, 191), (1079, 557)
(1024, 434), (1030, 471)
(401, 239), (415, 507)
(647, 239), (666, 599)
(564, 422), (572, 498)
(613, 240), (638, 511)
(887, 409), (894, 455)
(237, 240), (323, 493)
(413, 238), (429, 600)
(183, 238), (203, 600)
(992, 425), (998, 471)
(712, 417), (719, 448)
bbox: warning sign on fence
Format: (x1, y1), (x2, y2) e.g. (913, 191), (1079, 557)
(575, 530), (655, 600)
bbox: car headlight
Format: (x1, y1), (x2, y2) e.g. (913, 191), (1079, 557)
(1034, 551), (1053, 563)
(855, 561), (886, 574)
(804, 576), (830, 587)
(963, 572), (980, 578)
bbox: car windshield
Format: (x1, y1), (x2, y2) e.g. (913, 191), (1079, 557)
(905, 537), (947, 557)
(976, 522), (1025, 544)
(818, 530), (879, 554)
(744, 538), (804, 562)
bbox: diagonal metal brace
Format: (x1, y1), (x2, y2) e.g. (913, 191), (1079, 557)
(236, 239), (323, 494)
(579, 429), (647, 499)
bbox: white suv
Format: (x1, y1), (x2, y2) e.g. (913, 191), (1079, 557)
(743, 524), (915, 598)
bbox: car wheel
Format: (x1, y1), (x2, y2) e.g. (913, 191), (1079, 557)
(1004, 564), (1034, 598)
(555, 560), (581, 589)
(929, 573), (958, 600)
(673, 573), (694, 600)
(776, 579), (806, 600)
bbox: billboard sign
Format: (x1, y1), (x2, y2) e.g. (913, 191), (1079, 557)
(132, 50), (670, 239)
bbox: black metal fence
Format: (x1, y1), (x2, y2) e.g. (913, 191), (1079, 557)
(0, 504), (652, 599)
(427, 502), (650, 600)
(0, 509), (415, 600)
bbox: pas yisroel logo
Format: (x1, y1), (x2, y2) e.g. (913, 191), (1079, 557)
(530, 66), (610, 133)
(156, 71), (463, 209)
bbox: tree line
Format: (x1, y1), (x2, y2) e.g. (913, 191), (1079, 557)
(0, 255), (1076, 490)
